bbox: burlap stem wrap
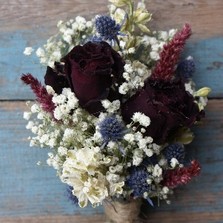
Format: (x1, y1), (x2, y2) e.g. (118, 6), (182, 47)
(103, 199), (142, 223)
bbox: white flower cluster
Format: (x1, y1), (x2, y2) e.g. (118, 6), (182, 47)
(52, 88), (79, 121)
(141, 29), (177, 61)
(61, 148), (109, 207)
(101, 99), (121, 114)
(185, 80), (211, 111)
(119, 61), (151, 95)
(24, 17), (94, 67)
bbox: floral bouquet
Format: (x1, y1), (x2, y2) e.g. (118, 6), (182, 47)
(21, 0), (211, 222)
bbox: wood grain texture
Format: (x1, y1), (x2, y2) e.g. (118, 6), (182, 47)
(1, 212), (223, 223)
(0, 100), (222, 222)
(0, 0), (223, 222)
(1, 0), (223, 39)
(0, 215), (105, 223)
(0, 1), (223, 99)
(0, 102), (103, 217)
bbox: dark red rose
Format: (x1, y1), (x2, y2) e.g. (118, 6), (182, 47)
(121, 79), (203, 144)
(44, 63), (69, 94)
(61, 41), (124, 114)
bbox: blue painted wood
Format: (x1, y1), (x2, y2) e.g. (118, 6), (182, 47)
(1, 0), (223, 222)
(0, 102), (103, 217)
(0, 31), (45, 100)
(185, 38), (223, 98)
(0, 100), (222, 222)
(0, 30), (222, 100)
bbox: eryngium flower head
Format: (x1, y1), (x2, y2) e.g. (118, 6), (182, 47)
(99, 116), (125, 143)
(88, 36), (103, 43)
(126, 166), (151, 197)
(176, 57), (195, 79)
(95, 15), (121, 41)
(163, 143), (185, 164)
(67, 186), (78, 205)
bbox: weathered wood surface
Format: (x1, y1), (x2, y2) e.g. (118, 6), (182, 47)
(0, 100), (222, 223)
(0, 0), (223, 99)
(0, 0), (223, 222)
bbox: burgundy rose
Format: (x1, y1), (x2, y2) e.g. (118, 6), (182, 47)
(44, 64), (69, 94)
(121, 79), (203, 144)
(61, 41), (124, 114)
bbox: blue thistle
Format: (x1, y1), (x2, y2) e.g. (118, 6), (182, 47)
(141, 155), (158, 166)
(126, 166), (151, 198)
(99, 116), (125, 143)
(88, 35), (103, 43)
(95, 15), (121, 41)
(67, 186), (78, 205)
(176, 57), (195, 79)
(163, 143), (185, 164)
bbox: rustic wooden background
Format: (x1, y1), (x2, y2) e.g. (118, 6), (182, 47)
(0, 0), (223, 222)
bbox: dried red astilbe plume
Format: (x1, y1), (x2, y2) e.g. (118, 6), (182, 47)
(151, 23), (192, 81)
(21, 74), (55, 114)
(162, 160), (201, 189)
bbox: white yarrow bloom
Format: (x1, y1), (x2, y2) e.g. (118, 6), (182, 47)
(150, 51), (160, 60)
(124, 64), (133, 73)
(26, 121), (34, 129)
(52, 94), (67, 105)
(75, 16), (86, 24)
(23, 111), (31, 120)
(153, 164), (163, 177)
(133, 149), (143, 166)
(119, 82), (129, 95)
(46, 85), (55, 95)
(53, 107), (63, 120)
(144, 148), (153, 157)
(101, 100), (120, 113)
(36, 47), (45, 57)
(24, 47), (34, 55)
(58, 146), (68, 156)
(170, 158), (179, 168)
(132, 112), (151, 127)
(61, 149), (108, 207)
(31, 104), (40, 113)
(185, 82), (194, 95)
(124, 133), (135, 143)
(158, 31), (169, 41)
(31, 126), (38, 134)
(169, 29), (177, 38)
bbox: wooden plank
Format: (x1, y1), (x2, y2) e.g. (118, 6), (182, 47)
(148, 0), (223, 40)
(1, 1), (223, 222)
(0, 102), (103, 217)
(0, 215), (105, 223)
(0, 100), (222, 222)
(1, 0), (223, 39)
(0, 0), (223, 100)
(1, 212), (223, 223)
(2, 32), (222, 100)
(184, 38), (223, 98)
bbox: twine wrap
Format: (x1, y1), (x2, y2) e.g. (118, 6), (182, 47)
(103, 199), (142, 223)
